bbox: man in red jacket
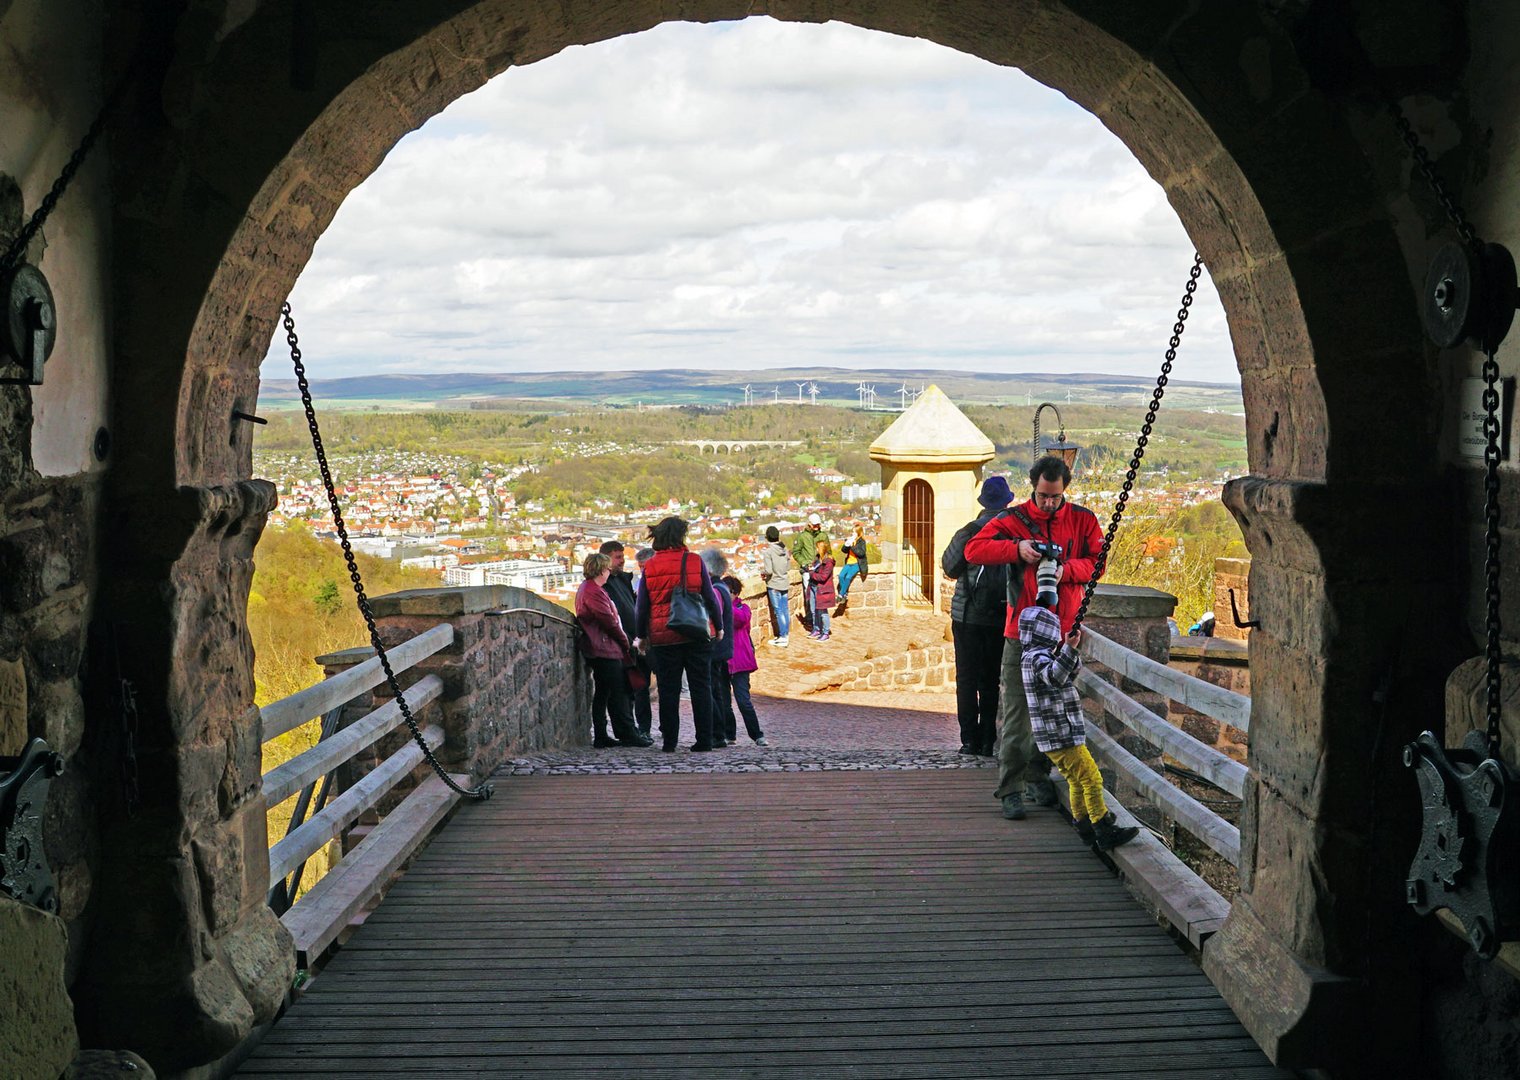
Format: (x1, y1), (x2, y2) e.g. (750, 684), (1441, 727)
(964, 456), (1106, 821)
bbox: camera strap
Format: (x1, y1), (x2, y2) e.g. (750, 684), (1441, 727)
(1006, 505), (1044, 607)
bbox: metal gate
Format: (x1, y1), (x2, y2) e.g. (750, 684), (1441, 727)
(901, 478), (934, 605)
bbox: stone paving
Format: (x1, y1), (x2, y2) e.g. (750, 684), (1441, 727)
(499, 688), (998, 777)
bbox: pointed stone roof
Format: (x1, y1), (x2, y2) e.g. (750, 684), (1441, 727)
(868, 385), (995, 465)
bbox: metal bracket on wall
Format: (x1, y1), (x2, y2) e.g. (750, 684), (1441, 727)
(1228, 588), (1260, 630)
(0, 738), (66, 913)
(0, 263), (57, 386)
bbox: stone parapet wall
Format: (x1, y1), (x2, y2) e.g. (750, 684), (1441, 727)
(1168, 634), (1251, 764)
(321, 585), (590, 785)
(801, 641), (957, 694)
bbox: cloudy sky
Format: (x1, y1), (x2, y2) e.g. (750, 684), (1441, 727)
(262, 19), (1236, 384)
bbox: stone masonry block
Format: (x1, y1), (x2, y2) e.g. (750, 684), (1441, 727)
(0, 897), (78, 1080)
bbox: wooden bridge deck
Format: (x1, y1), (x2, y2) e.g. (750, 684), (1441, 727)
(236, 769), (1287, 1078)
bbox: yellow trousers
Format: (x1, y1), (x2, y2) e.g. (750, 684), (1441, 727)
(1047, 744), (1107, 823)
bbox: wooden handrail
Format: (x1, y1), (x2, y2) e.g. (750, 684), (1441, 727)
(260, 623), (454, 742)
(262, 675), (445, 807)
(1076, 669), (1248, 798)
(1081, 628), (1251, 732)
(1082, 721), (1241, 866)
(268, 723), (444, 883)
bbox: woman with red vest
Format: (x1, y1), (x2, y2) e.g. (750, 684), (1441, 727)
(633, 516), (727, 752)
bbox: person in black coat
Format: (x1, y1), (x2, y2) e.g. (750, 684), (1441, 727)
(600, 540), (653, 736)
(941, 476), (1015, 756)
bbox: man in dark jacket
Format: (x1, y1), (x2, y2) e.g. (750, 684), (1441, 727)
(600, 540), (652, 735)
(941, 476), (1014, 758)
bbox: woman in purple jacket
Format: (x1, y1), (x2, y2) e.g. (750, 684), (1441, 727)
(576, 552), (652, 748)
(720, 575), (768, 746)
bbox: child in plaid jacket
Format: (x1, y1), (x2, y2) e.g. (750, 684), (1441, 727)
(1018, 605), (1139, 852)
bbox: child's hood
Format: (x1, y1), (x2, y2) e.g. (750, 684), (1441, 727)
(1018, 605), (1063, 650)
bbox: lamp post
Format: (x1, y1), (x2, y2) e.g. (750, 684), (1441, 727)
(1032, 402), (1081, 470)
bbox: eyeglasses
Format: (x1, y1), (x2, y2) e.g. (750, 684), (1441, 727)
(1032, 491), (1065, 506)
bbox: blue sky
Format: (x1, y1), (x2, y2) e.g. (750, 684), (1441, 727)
(263, 19), (1235, 384)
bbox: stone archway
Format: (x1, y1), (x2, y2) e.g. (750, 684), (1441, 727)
(85, 2), (1463, 1071)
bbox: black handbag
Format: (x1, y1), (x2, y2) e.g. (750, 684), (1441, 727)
(665, 552), (712, 642)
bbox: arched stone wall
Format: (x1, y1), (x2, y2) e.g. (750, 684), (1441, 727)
(65, 1), (1489, 1072)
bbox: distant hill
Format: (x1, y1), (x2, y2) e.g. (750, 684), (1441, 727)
(258, 367), (1243, 413)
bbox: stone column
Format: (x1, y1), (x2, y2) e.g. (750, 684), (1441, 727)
(1202, 477), (1455, 1073)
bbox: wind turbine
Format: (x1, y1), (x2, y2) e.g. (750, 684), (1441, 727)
(897, 384), (911, 410)
(772, 386), (781, 404)
(808, 382), (820, 406)
(866, 384), (877, 410)
(795, 381), (809, 404)
(856, 382), (868, 408)
(741, 384), (753, 406)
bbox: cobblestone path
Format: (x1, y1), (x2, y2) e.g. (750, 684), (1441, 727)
(501, 690), (999, 777)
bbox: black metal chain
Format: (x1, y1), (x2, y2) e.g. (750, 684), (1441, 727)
(1390, 101), (1504, 754)
(1388, 99), (1481, 249)
(0, 69), (133, 281)
(1071, 254), (1204, 633)
(281, 302), (493, 801)
(1481, 346), (1503, 757)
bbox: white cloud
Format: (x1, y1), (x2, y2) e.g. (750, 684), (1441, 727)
(263, 18), (1235, 383)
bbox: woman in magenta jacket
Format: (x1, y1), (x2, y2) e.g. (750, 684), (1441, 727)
(575, 552), (652, 748)
(717, 576), (767, 746)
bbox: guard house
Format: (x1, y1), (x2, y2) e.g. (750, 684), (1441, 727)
(868, 385), (996, 611)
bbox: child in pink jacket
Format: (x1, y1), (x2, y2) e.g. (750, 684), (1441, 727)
(718, 576), (768, 746)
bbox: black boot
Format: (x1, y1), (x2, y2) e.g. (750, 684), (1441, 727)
(1074, 818), (1096, 846)
(1092, 812), (1139, 851)
(592, 728), (618, 748)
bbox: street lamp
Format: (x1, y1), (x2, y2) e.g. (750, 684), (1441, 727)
(1033, 402), (1081, 470)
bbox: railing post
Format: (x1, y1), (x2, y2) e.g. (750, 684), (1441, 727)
(1081, 583), (1178, 829)
(365, 584), (589, 780)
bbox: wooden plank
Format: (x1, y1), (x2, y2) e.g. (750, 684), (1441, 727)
(262, 675), (444, 805)
(237, 770), (1283, 1078)
(1076, 668), (1249, 797)
(1083, 720), (1242, 866)
(267, 725), (443, 883)
(260, 623), (453, 742)
(281, 772), (463, 967)
(1082, 628), (1251, 731)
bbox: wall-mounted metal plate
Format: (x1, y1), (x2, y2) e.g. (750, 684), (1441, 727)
(1, 263), (57, 385)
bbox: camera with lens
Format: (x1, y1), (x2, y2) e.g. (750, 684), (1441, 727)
(1029, 540), (1063, 608)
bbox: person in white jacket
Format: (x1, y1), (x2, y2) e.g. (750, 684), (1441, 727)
(760, 525), (792, 647)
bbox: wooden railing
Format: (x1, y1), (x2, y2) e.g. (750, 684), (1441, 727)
(1068, 628), (1251, 947)
(259, 622), (465, 967)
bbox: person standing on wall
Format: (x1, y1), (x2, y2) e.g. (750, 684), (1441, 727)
(634, 517), (726, 753)
(599, 540), (651, 736)
(760, 525), (792, 648)
(835, 523), (868, 616)
(964, 456), (1105, 821)
(629, 546), (657, 735)
(701, 547), (735, 749)
(575, 552), (652, 748)
(791, 512), (823, 631)
(941, 476), (1014, 758)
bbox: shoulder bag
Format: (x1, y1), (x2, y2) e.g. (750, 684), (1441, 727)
(665, 552), (713, 642)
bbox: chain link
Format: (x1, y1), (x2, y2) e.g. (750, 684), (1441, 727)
(282, 303), (493, 801)
(1071, 254), (1204, 633)
(1482, 347), (1503, 757)
(1388, 99), (1481, 248)
(1389, 101), (1504, 755)
(118, 676), (141, 818)
(0, 70), (132, 281)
